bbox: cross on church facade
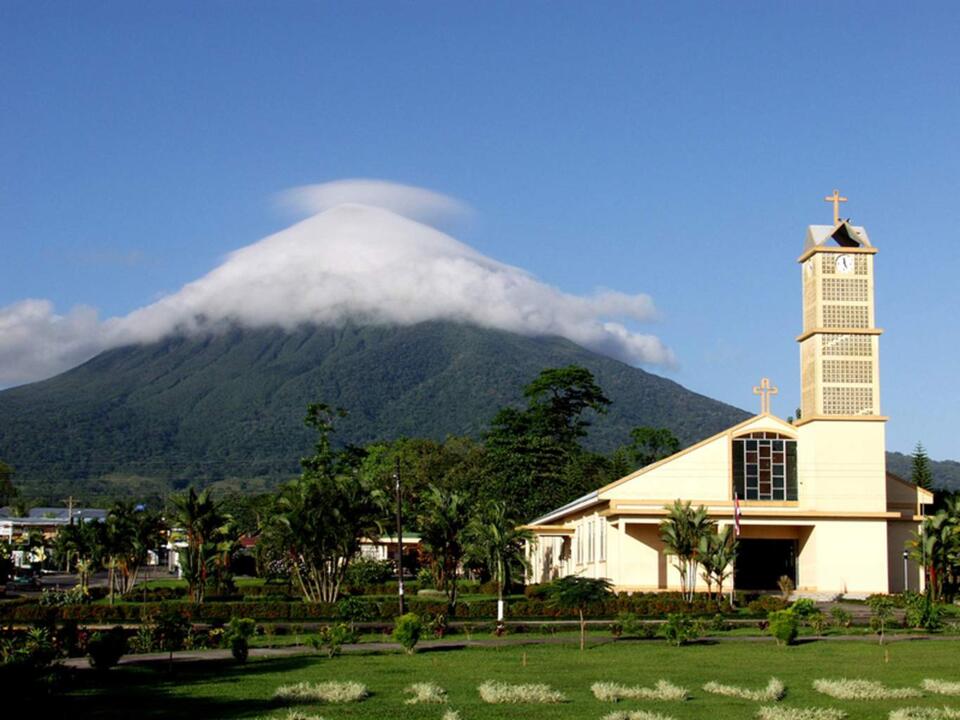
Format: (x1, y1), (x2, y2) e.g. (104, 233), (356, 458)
(753, 377), (778, 415)
(824, 189), (848, 225)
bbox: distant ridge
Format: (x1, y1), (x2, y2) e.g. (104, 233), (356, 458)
(0, 321), (748, 494)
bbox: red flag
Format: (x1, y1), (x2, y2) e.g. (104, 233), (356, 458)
(734, 493), (742, 537)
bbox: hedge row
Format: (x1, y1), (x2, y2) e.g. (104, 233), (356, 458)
(0, 593), (737, 624)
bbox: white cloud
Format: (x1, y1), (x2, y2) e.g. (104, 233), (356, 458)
(0, 181), (675, 387)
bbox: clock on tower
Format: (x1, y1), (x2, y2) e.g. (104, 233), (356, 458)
(796, 197), (884, 424)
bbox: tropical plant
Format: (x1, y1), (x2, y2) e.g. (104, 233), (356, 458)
(171, 488), (234, 603)
(223, 617), (256, 663)
(417, 484), (472, 616)
(697, 525), (737, 601)
(658, 500), (712, 602)
(310, 623), (358, 658)
(464, 500), (531, 623)
(768, 609), (799, 646)
(53, 519), (102, 595)
(265, 404), (381, 604)
(545, 575), (614, 650)
(908, 496), (960, 603)
(103, 502), (163, 603)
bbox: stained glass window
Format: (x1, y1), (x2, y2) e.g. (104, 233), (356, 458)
(732, 432), (797, 501)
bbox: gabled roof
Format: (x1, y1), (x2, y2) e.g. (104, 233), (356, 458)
(526, 413), (796, 525)
(804, 221), (872, 252)
(886, 471), (935, 504)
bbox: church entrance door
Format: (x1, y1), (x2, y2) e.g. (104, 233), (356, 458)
(734, 539), (797, 591)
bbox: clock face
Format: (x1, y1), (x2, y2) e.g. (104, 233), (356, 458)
(836, 254), (854, 274)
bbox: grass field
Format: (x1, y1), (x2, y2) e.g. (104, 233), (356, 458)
(64, 639), (960, 719)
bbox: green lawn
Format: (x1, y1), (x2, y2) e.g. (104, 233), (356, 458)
(64, 639), (960, 719)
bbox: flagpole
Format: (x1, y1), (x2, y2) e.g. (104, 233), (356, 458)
(730, 493), (741, 609)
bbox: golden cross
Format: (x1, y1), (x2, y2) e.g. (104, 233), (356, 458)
(753, 377), (779, 415)
(824, 189), (848, 225)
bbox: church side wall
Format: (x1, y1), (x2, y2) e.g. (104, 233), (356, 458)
(796, 420), (887, 513)
(807, 520), (889, 594)
(887, 520), (922, 594)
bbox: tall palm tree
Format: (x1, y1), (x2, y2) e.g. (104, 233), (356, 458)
(103, 502), (163, 602)
(417, 484), (472, 617)
(171, 488), (227, 603)
(465, 500), (531, 622)
(659, 500), (712, 602)
(54, 519), (101, 594)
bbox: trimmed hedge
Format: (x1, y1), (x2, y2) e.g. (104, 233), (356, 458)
(0, 592), (736, 624)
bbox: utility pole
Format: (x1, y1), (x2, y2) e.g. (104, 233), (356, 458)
(394, 457), (404, 615)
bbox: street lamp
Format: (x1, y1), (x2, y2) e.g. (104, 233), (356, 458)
(902, 550), (909, 592)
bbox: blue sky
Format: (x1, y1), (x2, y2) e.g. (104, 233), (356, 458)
(1, 2), (958, 459)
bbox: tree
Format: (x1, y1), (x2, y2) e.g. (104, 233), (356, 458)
(621, 427), (680, 469)
(911, 442), (934, 490)
(102, 502), (163, 601)
(417, 484), (472, 616)
(266, 403), (382, 604)
(545, 575), (614, 650)
(483, 366), (612, 520)
(908, 495), (960, 603)
(658, 500), (713, 602)
(697, 525), (738, 602)
(53, 519), (102, 594)
(171, 488), (231, 603)
(0, 461), (16, 506)
(465, 500), (531, 623)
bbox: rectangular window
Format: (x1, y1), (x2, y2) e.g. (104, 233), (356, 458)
(599, 522), (606, 562)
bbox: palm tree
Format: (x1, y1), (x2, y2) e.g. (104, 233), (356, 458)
(465, 500), (531, 623)
(53, 519), (101, 594)
(103, 502), (163, 602)
(417, 484), (472, 617)
(908, 496), (960, 602)
(171, 488), (227, 603)
(698, 525), (737, 602)
(659, 500), (712, 602)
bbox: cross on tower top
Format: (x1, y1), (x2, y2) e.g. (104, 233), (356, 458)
(753, 377), (779, 415)
(824, 189), (848, 225)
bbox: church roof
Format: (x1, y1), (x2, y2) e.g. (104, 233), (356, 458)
(804, 221), (871, 251)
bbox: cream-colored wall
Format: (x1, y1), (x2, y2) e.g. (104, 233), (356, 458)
(613, 523), (666, 590)
(795, 420), (887, 513)
(887, 521), (922, 593)
(803, 520), (889, 594)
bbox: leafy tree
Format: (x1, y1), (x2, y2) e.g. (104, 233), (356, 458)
(417, 484), (472, 616)
(658, 500), (713, 602)
(483, 366), (612, 520)
(0, 461), (16, 506)
(908, 495), (960, 602)
(545, 575), (614, 650)
(620, 427), (680, 469)
(266, 403), (382, 604)
(464, 500), (531, 622)
(911, 441), (934, 490)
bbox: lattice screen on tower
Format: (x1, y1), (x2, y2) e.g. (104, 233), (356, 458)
(822, 386), (874, 415)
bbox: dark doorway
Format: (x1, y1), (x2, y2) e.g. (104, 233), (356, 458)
(734, 539), (797, 590)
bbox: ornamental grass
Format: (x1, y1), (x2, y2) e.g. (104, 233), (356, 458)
(441, 711), (461, 720)
(813, 679), (922, 700)
(478, 681), (566, 704)
(889, 708), (960, 720)
(757, 707), (847, 720)
(404, 681), (448, 704)
(923, 680), (960, 696)
(601, 711), (678, 720)
(703, 677), (786, 702)
(592, 680), (689, 702)
(273, 680), (369, 704)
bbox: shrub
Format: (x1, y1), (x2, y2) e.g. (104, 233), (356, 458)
(702, 677), (785, 701)
(591, 680), (689, 702)
(812, 678), (922, 700)
(309, 623), (358, 658)
(748, 596), (788, 616)
(611, 611), (643, 638)
(344, 558), (394, 588)
(335, 596), (374, 629)
(523, 584), (549, 600)
(478, 681), (566, 704)
(661, 613), (698, 646)
(87, 626), (127, 671)
(404, 681), (448, 704)
(829, 606), (852, 628)
(274, 680), (368, 703)
(807, 611), (827, 635)
(756, 708), (847, 720)
(768, 609), (799, 646)
(790, 598), (818, 617)
(392, 613), (422, 654)
(904, 592), (943, 632)
(922, 679), (960, 695)
(223, 617), (256, 663)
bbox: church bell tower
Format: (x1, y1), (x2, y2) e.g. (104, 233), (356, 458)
(796, 191), (885, 425)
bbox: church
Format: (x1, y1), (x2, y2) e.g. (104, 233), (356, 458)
(525, 194), (932, 596)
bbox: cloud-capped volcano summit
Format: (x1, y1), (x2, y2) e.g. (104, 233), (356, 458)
(0, 181), (674, 386)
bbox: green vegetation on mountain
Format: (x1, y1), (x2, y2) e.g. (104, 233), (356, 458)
(0, 322), (749, 500)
